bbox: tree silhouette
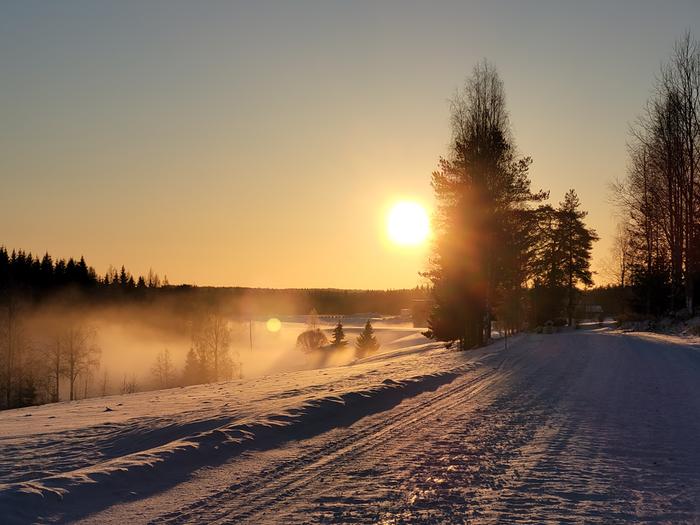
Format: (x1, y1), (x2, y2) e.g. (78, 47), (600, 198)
(296, 329), (328, 351)
(614, 32), (700, 316)
(355, 320), (379, 358)
(557, 190), (598, 325)
(192, 314), (237, 382)
(152, 348), (174, 389)
(331, 321), (347, 348)
(43, 331), (65, 403)
(426, 61), (546, 348)
(61, 325), (100, 401)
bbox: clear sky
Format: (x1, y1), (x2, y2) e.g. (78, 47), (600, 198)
(2, 1), (700, 288)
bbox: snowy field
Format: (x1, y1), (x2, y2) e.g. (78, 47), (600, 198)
(2, 326), (700, 523)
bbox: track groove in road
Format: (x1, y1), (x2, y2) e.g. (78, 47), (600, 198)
(83, 331), (700, 524)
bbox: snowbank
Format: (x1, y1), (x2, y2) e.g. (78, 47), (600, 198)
(0, 329), (501, 523)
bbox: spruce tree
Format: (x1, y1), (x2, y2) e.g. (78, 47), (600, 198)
(39, 253), (53, 291)
(119, 266), (128, 287)
(76, 256), (89, 286)
(331, 321), (347, 348)
(355, 320), (379, 357)
(0, 247), (9, 291)
(54, 259), (67, 286)
(65, 258), (77, 283)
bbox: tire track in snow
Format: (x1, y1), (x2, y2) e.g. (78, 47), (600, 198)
(77, 330), (700, 524)
(150, 348), (526, 524)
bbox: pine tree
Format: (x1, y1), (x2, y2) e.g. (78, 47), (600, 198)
(331, 321), (347, 348)
(529, 205), (567, 325)
(426, 61), (546, 349)
(355, 320), (379, 357)
(557, 190), (598, 325)
(527, 196), (597, 326)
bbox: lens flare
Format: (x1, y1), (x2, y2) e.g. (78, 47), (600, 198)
(266, 317), (282, 332)
(387, 201), (430, 245)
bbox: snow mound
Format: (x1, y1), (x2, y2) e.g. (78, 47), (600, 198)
(0, 333), (497, 523)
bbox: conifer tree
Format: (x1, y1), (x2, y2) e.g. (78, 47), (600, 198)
(557, 190), (598, 325)
(331, 321), (347, 348)
(529, 205), (566, 325)
(426, 61), (545, 348)
(76, 257), (89, 286)
(355, 320), (379, 357)
(527, 194), (597, 325)
(39, 253), (53, 291)
(119, 266), (129, 288)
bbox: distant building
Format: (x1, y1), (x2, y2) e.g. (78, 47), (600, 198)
(575, 303), (604, 319)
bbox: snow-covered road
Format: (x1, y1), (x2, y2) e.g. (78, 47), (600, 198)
(5, 328), (700, 523)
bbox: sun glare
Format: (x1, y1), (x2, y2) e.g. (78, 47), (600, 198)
(266, 317), (282, 332)
(387, 201), (430, 246)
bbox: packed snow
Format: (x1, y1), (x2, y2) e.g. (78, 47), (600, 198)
(2, 325), (700, 523)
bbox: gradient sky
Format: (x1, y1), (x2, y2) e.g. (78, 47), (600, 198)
(2, 1), (700, 288)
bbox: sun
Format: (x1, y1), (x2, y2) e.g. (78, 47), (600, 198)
(387, 201), (430, 246)
(266, 317), (282, 332)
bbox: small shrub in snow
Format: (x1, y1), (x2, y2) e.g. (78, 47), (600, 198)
(297, 329), (329, 352)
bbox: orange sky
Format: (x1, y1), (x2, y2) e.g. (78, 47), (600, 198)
(2, 2), (700, 288)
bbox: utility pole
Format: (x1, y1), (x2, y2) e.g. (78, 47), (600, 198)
(249, 318), (253, 352)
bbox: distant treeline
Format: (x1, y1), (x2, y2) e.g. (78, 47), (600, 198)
(0, 246), (167, 298)
(0, 245), (427, 411)
(0, 246), (428, 315)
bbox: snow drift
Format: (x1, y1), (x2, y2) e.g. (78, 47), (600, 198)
(0, 330), (498, 523)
